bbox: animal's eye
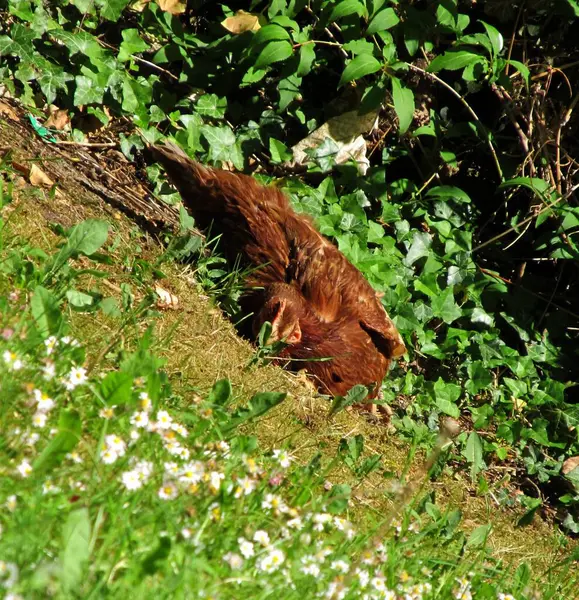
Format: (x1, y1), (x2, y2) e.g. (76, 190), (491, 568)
(331, 372), (343, 383)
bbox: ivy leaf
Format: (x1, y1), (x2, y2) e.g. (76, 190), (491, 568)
(74, 74), (104, 106)
(339, 53), (381, 87)
(429, 50), (484, 72)
(52, 30), (105, 62)
(466, 361), (492, 394)
(118, 29), (149, 62)
(404, 231), (432, 266)
(390, 76), (414, 133)
(431, 287), (462, 324)
(254, 40), (293, 69)
(95, 0), (131, 21)
(201, 125), (244, 169)
(269, 138), (292, 164)
(366, 7), (399, 35)
(433, 378), (461, 417)
(37, 64), (72, 105)
(195, 94), (227, 118)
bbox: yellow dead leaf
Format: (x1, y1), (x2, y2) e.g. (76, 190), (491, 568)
(0, 101), (19, 122)
(156, 0), (185, 15)
(221, 11), (262, 34)
(29, 164), (54, 188)
(45, 107), (70, 131)
(562, 456), (579, 475)
(155, 286), (179, 310)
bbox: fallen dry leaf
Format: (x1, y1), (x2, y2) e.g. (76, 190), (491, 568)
(156, 0), (185, 15)
(562, 456), (579, 475)
(155, 286), (179, 310)
(0, 101), (19, 122)
(221, 11), (262, 34)
(45, 107), (70, 131)
(29, 164), (54, 188)
(289, 108), (380, 175)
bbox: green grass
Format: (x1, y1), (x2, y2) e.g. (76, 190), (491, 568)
(0, 125), (577, 600)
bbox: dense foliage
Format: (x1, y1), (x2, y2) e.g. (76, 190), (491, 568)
(0, 0), (578, 537)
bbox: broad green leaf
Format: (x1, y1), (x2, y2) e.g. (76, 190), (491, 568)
(466, 523), (491, 547)
(464, 431), (485, 480)
(425, 186), (472, 203)
(252, 24), (291, 46)
(118, 28), (149, 62)
(404, 231), (432, 266)
(34, 410), (81, 474)
(37, 64), (72, 104)
(433, 378), (461, 417)
(390, 76), (414, 133)
(95, 0), (131, 21)
(195, 94), (227, 118)
(99, 372), (133, 405)
(499, 176), (552, 201)
(201, 125), (244, 169)
(431, 287), (461, 323)
(339, 53), (381, 87)
(208, 378), (232, 406)
(506, 59), (530, 87)
(269, 138), (292, 163)
(327, 483), (352, 514)
(61, 508), (91, 592)
(66, 290), (94, 308)
(67, 220), (110, 256)
(224, 392), (286, 431)
(429, 50), (484, 72)
(297, 43), (316, 76)
(254, 40), (293, 69)
(466, 361), (492, 394)
(31, 286), (62, 338)
(366, 7), (399, 35)
(52, 30), (106, 61)
(74, 74), (104, 106)
(480, 21), (503, 55)
(329, 385), (369, 417)
(329, 0), (366, 21)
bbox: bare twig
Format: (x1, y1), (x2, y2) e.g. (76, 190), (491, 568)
(52, 141), (118, 148)
(407, 63), (504, 182)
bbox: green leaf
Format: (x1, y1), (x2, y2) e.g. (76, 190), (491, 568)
(31, 286), (62, 338)
(195, 94), (227, 118)
(329, 0), (366, 21)
(201, 125), (243, 169)
(269, 138), (293, 163)
(60, 508), (91, 592)
(425, 186), (472, 203)
(480, 21), (503, 55)
(339, 53), (381, 87)
(224, 392), (286, 431)
(254, 40), (293, 69)
(118, 28), (149, 62)
(297, 43), (316, 76)
(464, 432), (485, 480)
(208, 378), (232, 406)
(327, 483), (352, 514)
(499, 176), (551, 201)
(429, 50), (484, 72)
(99, 372), (133, 406)
(329, 385), (369, 417)
(66, 219), (110, 256)
(74, 74), (104, 106)
(466, 361), (492, 394)
(433, 378), (461, 417)
(366, 7), (399, 35)
(34, 410), (82, 474)
(506, 59), (529, 88)
(66, 290), (94, 308)
(390, 76), (414, 134)
(431, 287), (462, 324)
(37, 64), (73, 105)
(95, 0), (131, 21)
(466, 523), (491, 547)
(404, 231), (432, 266)
(252, 24), (291, 46)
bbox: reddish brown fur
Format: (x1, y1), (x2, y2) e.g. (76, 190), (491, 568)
(150, 143), (406, 398)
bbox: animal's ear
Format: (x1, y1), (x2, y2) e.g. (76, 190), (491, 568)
(360, 321), (406, 358)
(271, 299), (302, 345)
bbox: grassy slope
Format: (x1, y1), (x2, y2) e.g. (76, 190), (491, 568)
(1, 117), (574, 578)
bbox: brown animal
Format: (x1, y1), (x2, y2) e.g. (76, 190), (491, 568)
(150, 143), (406, 398)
